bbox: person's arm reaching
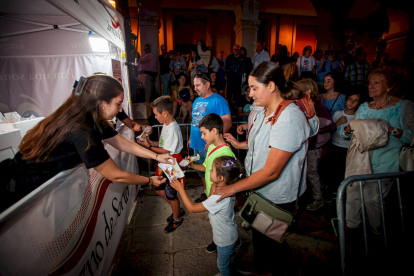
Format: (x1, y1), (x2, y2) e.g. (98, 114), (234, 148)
(170, 178), (207, 213)
(213, 147), (293, 201)
(94, 158), (166, 186)
(104, 134), (174, 164)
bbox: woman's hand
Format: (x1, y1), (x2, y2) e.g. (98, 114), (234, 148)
(151, 176), (166, 187)
(157, 153), (175, 165)
(237, 125), (245, 135)
(213, 185), (236, 202)
(170, 177), (185, 193)
(344, 124), (352, 136)
(224, 134), (247, 149)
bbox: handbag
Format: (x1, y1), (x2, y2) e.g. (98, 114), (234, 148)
(239, 100), (306, 243)
(400, 137), (414, 171)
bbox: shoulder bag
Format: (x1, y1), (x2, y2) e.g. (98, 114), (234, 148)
(400, 137), (414, 171)
(239, 100), (306, 243)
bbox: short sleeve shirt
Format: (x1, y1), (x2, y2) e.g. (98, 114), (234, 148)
(13, 118), (117, 189)
(202, 194), (238, 247)
(203, 144), (235, 196)
(190, 93), (231, 150)
(245, 104), (309, 204)
(159, 120), (183, 155)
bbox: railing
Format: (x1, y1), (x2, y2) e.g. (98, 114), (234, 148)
(336, 171), (414, 275)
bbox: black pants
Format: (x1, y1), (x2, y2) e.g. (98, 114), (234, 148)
(251, 201), (296, 275)
(226, 72), (242, 102)
(321, 144), (348, 195)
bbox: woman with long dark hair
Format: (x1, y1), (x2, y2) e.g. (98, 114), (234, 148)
(4, 74), (171, 206)
(214, 61), (310, 275)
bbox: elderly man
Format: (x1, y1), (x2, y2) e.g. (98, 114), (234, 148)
(138, 44), (159, 102)
(188, 74), (231, 204)
(252, 41), (270, 69)
(225, 44), (246, 103)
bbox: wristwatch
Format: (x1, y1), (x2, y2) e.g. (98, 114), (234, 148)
(391, 128), (398, 136)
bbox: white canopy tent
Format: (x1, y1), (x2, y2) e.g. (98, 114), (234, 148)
(0, 0), (132, 118)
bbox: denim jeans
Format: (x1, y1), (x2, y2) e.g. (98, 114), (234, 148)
(160, 73), (170, 96)
(216, 242), (236, 276)
(194, 149), (206, 178)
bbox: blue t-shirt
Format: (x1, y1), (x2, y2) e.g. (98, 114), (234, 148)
(190, 93), (230, 150)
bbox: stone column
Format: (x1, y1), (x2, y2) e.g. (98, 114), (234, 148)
(139, 8), (160, 96)
(233, 0), (260, 58)
(234, 19), (260, 58)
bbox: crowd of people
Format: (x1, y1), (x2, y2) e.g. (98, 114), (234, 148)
(1, 35), (413, 275)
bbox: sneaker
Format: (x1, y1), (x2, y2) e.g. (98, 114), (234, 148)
(230, 239), (242, 259)
(306, 199), (324, 211)
(237, 264), (271, 276)
(166, 208), (186, 223)
(206, 241), (217, 253)
(164, 218), (183, 234)
(195, 193), (207, 203)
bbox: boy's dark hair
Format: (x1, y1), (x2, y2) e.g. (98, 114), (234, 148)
(345, 90), (361, 102)
(199, 113), (223, 134)
(151, 96), (174, 115)
(213, 156), (241, 185)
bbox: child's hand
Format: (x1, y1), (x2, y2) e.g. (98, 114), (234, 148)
(151, 176), (166, 187)
(336, 115), (347, 126)
(170, 177), (184, 192)
(141, 125), (153, 135)
(237, 125), (245, 135)
(137, 136), (150, 148)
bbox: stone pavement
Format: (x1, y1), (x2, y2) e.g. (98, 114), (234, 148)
(109, 172), (344, 276)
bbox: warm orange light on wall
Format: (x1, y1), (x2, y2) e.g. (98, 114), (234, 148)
(109, 0), (116, 8)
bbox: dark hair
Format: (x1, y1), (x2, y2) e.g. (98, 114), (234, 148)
(302, 45), (312, 55)
(151, 96), (174, 115)
(324, 72), (340, 91)
(313, 49), (323, 58)
(250, 61), (303, 100)
(194, 74), (211, 84)
(240, 46), (247, 56)
(175, 72), (189, 86)
(213, 156), (241, 185)
(199, 113), (223, 134)
(19, 74), (123, 162)
(191, 50), (200, 61)
(345, 91), (361, 102)
(197, 39), (208, 52)
(279, 56), (295, 68)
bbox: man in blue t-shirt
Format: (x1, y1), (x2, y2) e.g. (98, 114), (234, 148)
(188, 74), (231, 203)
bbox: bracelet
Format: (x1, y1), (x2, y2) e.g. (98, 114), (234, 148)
(155, 154), (158, 160)
(139, 124), (143, 132)
(147, 177), (153, 185)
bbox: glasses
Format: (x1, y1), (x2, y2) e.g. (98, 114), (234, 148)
(233, 48), (239, 51)
(194, 74), (211, 82)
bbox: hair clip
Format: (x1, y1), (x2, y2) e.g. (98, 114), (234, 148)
(225, 159), (234, 167)
(74, 76), (88, 96)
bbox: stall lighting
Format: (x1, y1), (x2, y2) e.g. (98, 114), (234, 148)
(109, 0), (116, 8)
(88, 36), (110, 52)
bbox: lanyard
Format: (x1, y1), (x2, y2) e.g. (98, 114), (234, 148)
(208, 144), (229, 157)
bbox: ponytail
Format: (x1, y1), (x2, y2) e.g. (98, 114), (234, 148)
(250, 61), (303, 100)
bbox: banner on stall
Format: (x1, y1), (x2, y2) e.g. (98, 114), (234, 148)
(0, 126), (139, 275)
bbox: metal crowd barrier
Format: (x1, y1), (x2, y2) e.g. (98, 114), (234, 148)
(336, 171), (414, 275)
(143, 121), (247, 178)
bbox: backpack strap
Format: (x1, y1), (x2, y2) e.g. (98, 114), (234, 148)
(269, 100), (295, 126)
